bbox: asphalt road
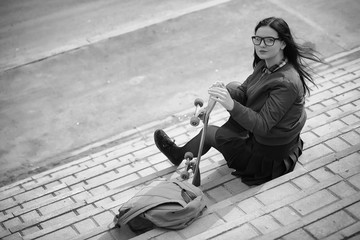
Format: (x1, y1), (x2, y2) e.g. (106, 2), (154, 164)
(0, 0), (359, 186)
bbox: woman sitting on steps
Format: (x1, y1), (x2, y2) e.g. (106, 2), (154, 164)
(154, 17), (321, 186)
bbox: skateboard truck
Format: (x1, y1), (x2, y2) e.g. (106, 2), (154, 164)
(190, 98), (204, 127)
(180, 152), (194, 180)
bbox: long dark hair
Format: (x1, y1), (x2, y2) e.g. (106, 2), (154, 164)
(252, 17), (322, 95)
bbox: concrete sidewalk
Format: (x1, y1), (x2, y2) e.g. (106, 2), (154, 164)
(0, 47), (359, 239)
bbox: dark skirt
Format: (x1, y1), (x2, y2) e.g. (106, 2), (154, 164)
(215, 118), (303, 186)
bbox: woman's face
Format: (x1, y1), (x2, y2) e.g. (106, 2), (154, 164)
(254, 26), (286, 66)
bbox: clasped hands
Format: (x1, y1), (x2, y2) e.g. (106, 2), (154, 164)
(208, 81), (234, 111)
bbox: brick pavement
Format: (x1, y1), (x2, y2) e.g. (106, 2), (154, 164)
(1, 47), (360, 240)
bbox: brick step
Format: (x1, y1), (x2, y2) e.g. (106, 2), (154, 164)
(135, 142), (360, 240)
(51, 123), (359, 240)
(0, 107), (230, 215)
(308, 47), (360, 74)
(310, 46), (360, 73)
(307, 75), (360, 107)
(254, 193), (360, 240)
(79, 175), (345, 240)
(1, 97), (357, 233)
(312, 57), (360, 84)
(51, 138), (359, 240)
(0, 111), (229, 220)
(1, 48), (360, 239)
(189, 189), (360, 240)
(2, 140), (358, 240)
(3, 115), (358, 240)
(190, 176), (360, 239)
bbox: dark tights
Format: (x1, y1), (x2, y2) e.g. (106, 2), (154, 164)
(176, 125), (222, 158)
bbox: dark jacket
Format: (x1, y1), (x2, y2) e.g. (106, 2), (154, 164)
(227, 60), (306, 146)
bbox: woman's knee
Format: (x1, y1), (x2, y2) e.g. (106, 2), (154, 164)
(205, 125), (219, 147)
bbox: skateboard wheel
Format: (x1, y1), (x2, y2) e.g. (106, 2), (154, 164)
(194, 98), (204, 107)
(184, 152), (193, 160)
(190, 116), (200, 126)
(181, 171), (190, 180)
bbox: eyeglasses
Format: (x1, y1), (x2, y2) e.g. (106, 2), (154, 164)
(251, 36), (281, 46)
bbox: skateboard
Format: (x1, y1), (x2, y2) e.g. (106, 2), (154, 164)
(180, 97), (216, 187)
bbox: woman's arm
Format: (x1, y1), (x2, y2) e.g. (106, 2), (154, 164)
(208, 80), (249, 110)
(226, 61), (263, 105)
(229, 78), (298, 136)
(226, 81), (247, 105)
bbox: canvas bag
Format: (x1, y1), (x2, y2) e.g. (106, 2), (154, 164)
(116, 179), (207, 233)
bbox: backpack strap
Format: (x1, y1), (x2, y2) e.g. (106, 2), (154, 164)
(172, 180), (204, 200)
(172, 181), (201, 203)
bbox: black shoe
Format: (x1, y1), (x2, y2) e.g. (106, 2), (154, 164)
(154, 129), (182, 166)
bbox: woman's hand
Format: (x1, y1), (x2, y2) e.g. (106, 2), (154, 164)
(208, 82), (234, 111)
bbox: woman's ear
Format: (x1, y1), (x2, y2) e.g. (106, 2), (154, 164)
(280, 41), (286, 50)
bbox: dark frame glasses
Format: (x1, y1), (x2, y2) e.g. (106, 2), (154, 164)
(251, 36), (281, 46)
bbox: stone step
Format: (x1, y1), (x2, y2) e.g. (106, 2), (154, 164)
(60, 119), (360, 239)
(86, 173), (344, 240)
(1, 102), (357, 234)
(190, 192), (360, 240)
(2, 116), (358, 236)
(134, 142), (360, 239)
(61, 140), (360, 240)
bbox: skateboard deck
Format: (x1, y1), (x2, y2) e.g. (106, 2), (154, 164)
(181, 97), (216, 187)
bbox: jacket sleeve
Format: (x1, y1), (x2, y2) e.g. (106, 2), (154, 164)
(226, 78), (249, 105)
(226, 61), (264, 105)
(228, 77), (298, 136)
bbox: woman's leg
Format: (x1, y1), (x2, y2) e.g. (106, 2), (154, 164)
(178, 125), (220, 157)
(154, 125), (220, 165)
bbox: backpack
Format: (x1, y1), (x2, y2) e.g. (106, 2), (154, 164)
(116, 179), (207, 234)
